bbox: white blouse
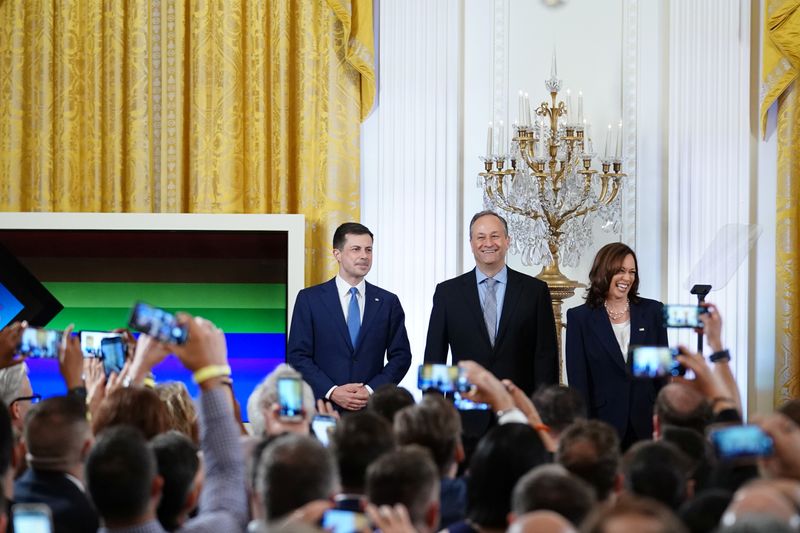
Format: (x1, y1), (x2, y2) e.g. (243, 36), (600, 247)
(611, 320), (631, 361)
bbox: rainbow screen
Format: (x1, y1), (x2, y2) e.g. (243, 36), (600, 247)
(0, 229), (288, 420)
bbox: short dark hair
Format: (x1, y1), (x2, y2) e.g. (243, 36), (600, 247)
(622, 440), (692, 510)
(467, 424), (550, 529)
(367, 384), (415, 423)
(87, 425), (156, 524)
(366, 446), (440, 530)
(330, 410), (395, 493)
(511, 464), (595, 526)
(468, 210), (508, 239)
(582, 494), (688, 533)
(585, 242), (640, 307)
(556, 419), (620, 502)
(654, 384), (712, 434)
(25, 395), (90, 469)
(394, 394), (462, 475)
(333, 223), (373, 250)
(257, 433), (338, 521)
(531, 385), (586, 432)
(151, 431), (200, 531)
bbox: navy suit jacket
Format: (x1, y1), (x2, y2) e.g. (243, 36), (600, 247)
(287, 278), (412, 400)
(14, 468), (99, 533)
(424, 267), (558, 436)
(565, 297), (668, 441)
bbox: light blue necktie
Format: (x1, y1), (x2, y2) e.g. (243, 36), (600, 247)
(347, 287), (361, 348)
(483, 277), (497, 346)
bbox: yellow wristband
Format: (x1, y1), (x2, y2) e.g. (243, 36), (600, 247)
(192, 364), (232, 384)
(143, 377), (156, 388)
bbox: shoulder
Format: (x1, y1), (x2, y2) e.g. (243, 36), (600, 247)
(507, 267), (548, 290)
(632, 297), (664, 313)
(365, 281), (398, 301)
(436, 270), (475, 291)
(566, 302), (592, 320)
(299, 278), (336, 296)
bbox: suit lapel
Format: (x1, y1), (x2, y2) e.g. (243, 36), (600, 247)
(588, 305), (628, 373)
(461, 270), (493, 350)
(357, 283), (383, 352)
(321, 278), (354, 351)
(629, 301), (648, 347)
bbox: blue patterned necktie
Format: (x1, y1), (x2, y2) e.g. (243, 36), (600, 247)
(483, 277), (497, 346)
(347, 286), (361, 348)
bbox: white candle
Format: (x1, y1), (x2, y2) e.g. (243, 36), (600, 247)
(518, 91), (524, 125)
(577, 91), (584, 123)
(486, 122), (493, 157)
(550, 47), (557, 79)
(605, 124), (612, 158)
(524, 93), (531, 126)
(498, 120), (505, 154)
(616, 120), (622, 158)
(566, 89), (572, 124)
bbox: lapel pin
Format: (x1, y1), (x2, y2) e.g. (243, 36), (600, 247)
(375, 298), (380, 301)
(638, 327), (645, 331)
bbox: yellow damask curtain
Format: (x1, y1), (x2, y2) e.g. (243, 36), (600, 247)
(0, 0), (375, 286)
(762, 0), (800, 404)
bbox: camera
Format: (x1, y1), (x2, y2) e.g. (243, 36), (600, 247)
(417, 363), (471, 393)
(277, 377), (304, 421)
(710, 424), (774, 461)
(630, 346), (684, 378)
(311, 415), (337, 447)
(127, 301), (188, 345)
(12, 503), (53, 533)
(100, 336), (127, 375)
(17, 327), (62, 359)
(662, 304), (708, 328)
(321, 509), (369, 533)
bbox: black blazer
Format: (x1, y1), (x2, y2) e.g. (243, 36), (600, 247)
(424, 267), (559, 433)
(14, 468), (99, 533)
(565, 297), (668, 441)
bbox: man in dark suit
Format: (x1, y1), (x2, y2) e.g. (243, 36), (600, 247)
(288, 223), (412, 411)
(15, 395), (99, 533)
(424, 211), (558, 435)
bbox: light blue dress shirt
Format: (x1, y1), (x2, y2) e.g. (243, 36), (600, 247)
(476, 265), (507, 335)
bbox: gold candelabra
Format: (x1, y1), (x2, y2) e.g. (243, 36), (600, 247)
(478, 68), (627, 378)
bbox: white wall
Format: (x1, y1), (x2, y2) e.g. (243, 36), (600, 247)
(361, 0), (774, 408)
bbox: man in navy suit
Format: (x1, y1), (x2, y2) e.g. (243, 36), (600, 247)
(287, 223), (412, 411)
(424, 211), (558, 436)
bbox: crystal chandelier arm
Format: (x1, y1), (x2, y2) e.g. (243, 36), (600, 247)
(485, 172), (545, 221)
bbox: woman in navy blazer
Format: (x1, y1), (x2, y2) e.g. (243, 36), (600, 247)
(566, 243), (668, 448)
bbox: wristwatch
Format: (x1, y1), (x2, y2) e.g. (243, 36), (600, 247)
(709, 349), (731, 363)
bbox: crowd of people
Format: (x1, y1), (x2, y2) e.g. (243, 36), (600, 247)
(0, 300), (796, 533)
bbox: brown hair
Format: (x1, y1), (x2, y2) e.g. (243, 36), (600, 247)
(585, 242), (640, 308)
(156, 381), (199, 444)
(92, 386), (169, 440)
(581, 494), (688, 533)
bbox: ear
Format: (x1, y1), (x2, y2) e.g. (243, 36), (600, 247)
(332, 248), (342, 262)
(425, 500), (440, 531)
(9, 402), (21, 423)
(507, 511), (516, 525)
(652, 414), (660, 439)
(79, 437), (94, 462)
(614, 472), (624, 495)
(151, 474), (165, 501)
(685, 478), (696, 501)
(183, 481), (202, 516)
(454, 439), (465, 464)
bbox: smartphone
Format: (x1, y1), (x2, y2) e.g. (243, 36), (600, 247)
(127, 301), (188, 345)
(17, 327), (63, 359)
(80, 330), (121, 358)
(312, 415), (337, 447)
(630, 346), (684, 378)
(453, 391), (491, 411)
(417, 364), (471, 393)
(710, 425), (774, 462)
(277, 377), (304, 421)
(100, 336), (127, 375)
(12, 503), (54, 533)
(662, 304), (708, 328)
(321, 509), (369, 533)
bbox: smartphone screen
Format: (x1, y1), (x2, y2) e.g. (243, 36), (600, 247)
(662, 304), (707, 328)
(417, 363), (471, 393)
(321, 509), (369, 533)
(12, 503), (53, 533)
(80, 330), (121, 358)
(452, 391), (491, 411)
(127, 301), (188, 345)
(17, 328), (62, 359)
(312, 415), (337, 447)
(630, 346), (683, 378)
(277, 377), (304, 421)
(100, 337), (126, 375)
(711, 425), (774, 461)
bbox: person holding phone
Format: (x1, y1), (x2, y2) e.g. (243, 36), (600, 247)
(565, 242), (668, 448)
(287, 223), (412, 411)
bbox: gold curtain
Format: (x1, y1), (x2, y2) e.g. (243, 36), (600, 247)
(762, 0), (800, 404)
(0, 0), (375, 286)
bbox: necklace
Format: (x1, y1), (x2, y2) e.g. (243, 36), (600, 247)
(604, 299), (629, 320)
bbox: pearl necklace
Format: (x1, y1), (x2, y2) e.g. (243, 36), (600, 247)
(604, 299), (629, 320)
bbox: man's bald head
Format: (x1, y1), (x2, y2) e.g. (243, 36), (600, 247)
(508, 511), (576, 533)
(653, 384), (712, 435)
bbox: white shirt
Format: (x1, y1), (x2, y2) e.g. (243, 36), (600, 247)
(327, 275), (371, 399)
(612, 320), (631, 362)
(335, 275), (366, 324)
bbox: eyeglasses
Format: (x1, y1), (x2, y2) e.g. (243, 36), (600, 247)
(9, 394), (42, 410)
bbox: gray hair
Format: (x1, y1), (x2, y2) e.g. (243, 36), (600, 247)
(468, 210), (509, 239)
(246, 363), (315, 436)
(0, 363), (28, 406)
